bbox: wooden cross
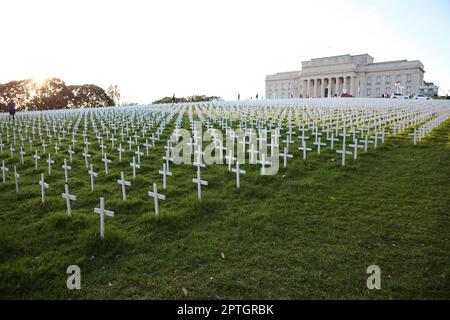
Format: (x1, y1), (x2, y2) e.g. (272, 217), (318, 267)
(192, 166), (208, 201)
(336, 141), (352, 166)
(68, 146), (75, 163)
(82, 148), (91, 169)
(158, 163), (172, 190)
(94, 197), (114, 239)
(117, 143), (125, 162)
(117, 171), (131, 202)
(39, 173), (49, 204)
(129, 156), (140, 178)
(279, 146), (293, 168)
(33, 149), (40, 170)
(46, 153), (55, 174)
(88, 164), (97, 192)
(148, 183), (166, 217)
(62, 158), (71, 183)
(313, 137), (326, 156)
(349, 139), (364, 160)
(13, 165), (19, 192)
(102, 153), (112, 174)
(135, 146), (144, 165)
(19, 147), (26, 164)
(298, 141), (312, 161)
(61, 184), (77, 216)
(363, 135), (374, 153)
(231, 161), (246, 189)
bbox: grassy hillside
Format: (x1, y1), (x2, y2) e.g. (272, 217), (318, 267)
(0, 119), (449, 300)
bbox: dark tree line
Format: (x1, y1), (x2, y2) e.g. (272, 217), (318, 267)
(0, 78), (114, 112)
(153, 95), (221, 104)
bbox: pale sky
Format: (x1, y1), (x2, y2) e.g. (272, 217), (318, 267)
(1, 0), (449, 103)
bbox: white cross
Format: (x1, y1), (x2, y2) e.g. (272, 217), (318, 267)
(82, 148), (91, 169)
(349, 139), (364, 160)
(13, 165), (20, 192)
(88, 164), (97, 192)
(68, 146), (75, 163)
(363, 135), (374, 153)
(298, 142), (312, 161)
(47, 153), (55, 174)
(149, 133), (157, 147)
(100, 142), (107, 157)
(409, 128), (417, 145)
(94, 197), (114, 239)
(279, 146), (293, 168)
(129, 156), (140, 178)
(61, 184), (77, 216)
(231, 161), (246, 189)
(135, 146), (144, 165)
(117, 171), (131, 202)
(127, 136), (134, 151)
(39, 173), (49, 204)
(247, 143), (259, 164)
(9, 144), (15, 158)
(117, 143), (125, 162)
(19, 147), (26, 164)
(370, 133), (380, 149)
(158, 163), (172, 190)
(54, 143), (60, 154)
(148, 183), (166, 217)
(110, 135), (117, 149)
(33, 149), (41, 170)
(313, 137), (326, 156)
(143, 139), (151, 155)
(162, 148), (173, 171)
(62, 158), (71, 183)
(192, 166), (208, 201)
(102, 153), (112, 174)
(41, 141), (47, 153)
(258, 152), (272, 175)
(336, 142), (352, 166)
(225, 148), (236, 172)
(327, 133), (339, 150)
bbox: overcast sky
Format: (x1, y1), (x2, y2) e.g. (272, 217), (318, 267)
(1, 0), (449, 102)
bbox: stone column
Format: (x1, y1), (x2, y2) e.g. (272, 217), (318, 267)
(321, 79), (325, 98)
(334, 77), (341, 96)
(306, 80), (310, 98)
(350, 76), (354, 96)
(342, 76), (349, 93)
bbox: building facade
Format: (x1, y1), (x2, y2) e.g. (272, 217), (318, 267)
(266, 54), (432, 99)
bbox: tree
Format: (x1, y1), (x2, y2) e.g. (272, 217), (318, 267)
(68, 84), (114, 108)
(32, 78), (73, 110)
(107, 84), (121, 106)
(0, 79), (39, 112)
(0, 77), (114, 111)
(152, 95), (221, 104)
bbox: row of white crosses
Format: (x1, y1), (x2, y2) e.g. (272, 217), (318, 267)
(1, 100), (449, 239)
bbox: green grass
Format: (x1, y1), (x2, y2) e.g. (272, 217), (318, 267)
(0, 119), (449, 300)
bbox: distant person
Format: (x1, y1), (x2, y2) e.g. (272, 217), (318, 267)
(172, 94), (175, 104)
(238, 93), (240, 101)
(7, 100), (16, 121)
(256, 94), (259, 100)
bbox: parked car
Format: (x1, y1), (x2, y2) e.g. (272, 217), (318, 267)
(413, 94), (431, 100)
(390, 93), (409, 99)
(341, 93), (353, 98)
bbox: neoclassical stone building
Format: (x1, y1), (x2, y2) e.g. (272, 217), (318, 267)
(265, 54), (432, 99)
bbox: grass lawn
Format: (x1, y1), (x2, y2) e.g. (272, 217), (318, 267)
(0, 117), (449, 300)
